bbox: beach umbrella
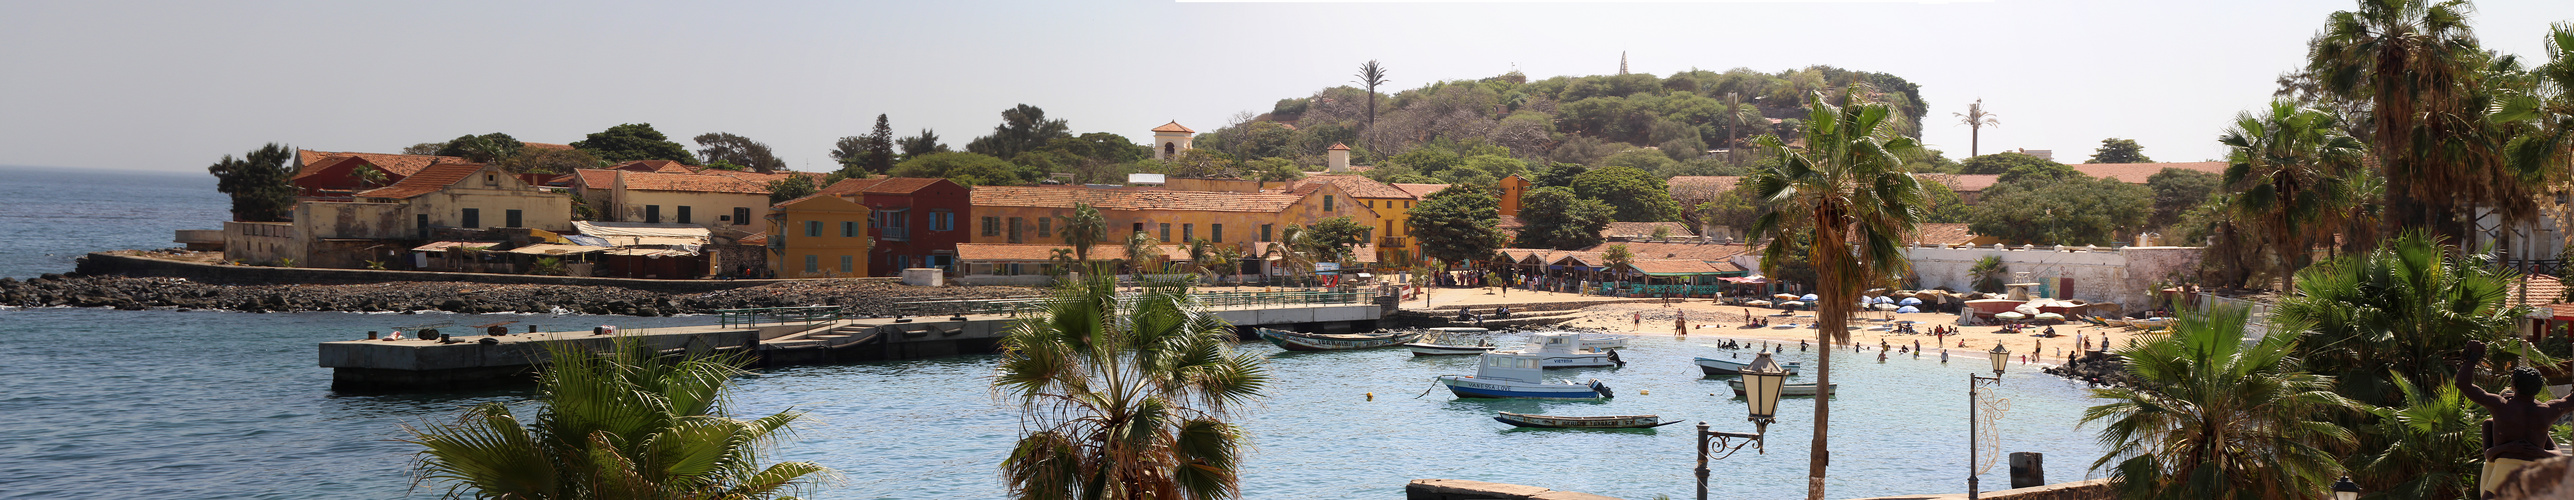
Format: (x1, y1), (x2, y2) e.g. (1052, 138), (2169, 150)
(1896, 305), (1920, 313)
(1878, 296), (1896, 304)
(1800, 294), (1819, 301)
(1899, 297), (1922, 306)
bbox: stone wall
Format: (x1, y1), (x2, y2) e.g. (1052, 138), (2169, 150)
(1902, 245), (2201, 311)
(75, 252), (894, 293)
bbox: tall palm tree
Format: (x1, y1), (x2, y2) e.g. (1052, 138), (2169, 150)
(1064, 203), (1106, 268)
(1124, 231), (1163, 277)
(1354, 60), (1390, 149)
(1953, 98), (1999, 157)
(2307, 0), (2485, 242)
(2500, 23), (2574, 253)
(2081, 305), (2357, 500)
(994, 275), (1269, 500)
(2217, 99), (2367, 291)
(1744, 85), (1930, 500)
(403, 338), (828, 499)
(1268, 225), (1313, 288)
(2271, 231), (2535, 408)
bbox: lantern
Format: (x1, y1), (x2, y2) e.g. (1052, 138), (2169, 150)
(1740, 352), (1788, 427)
(1986, 343), (2010, 376)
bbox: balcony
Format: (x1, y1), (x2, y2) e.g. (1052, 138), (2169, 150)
(881, 226), (910, 242)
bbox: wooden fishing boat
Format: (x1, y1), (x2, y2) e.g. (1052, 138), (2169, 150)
(1493, 411), (1679, 429)
(1437, 351), (1614, 399)
(1693, 356), (1802, 377)
(1729, 379), (1835, 397)
(1258, 328), (1420, 352)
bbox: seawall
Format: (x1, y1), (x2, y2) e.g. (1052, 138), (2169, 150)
(76, 251), (881, 293)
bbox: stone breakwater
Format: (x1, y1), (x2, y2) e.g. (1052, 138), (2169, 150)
(0, 274), (1037, 316)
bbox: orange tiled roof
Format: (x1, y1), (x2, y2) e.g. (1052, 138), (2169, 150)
(610, 160), (700, 174)
(357, 162), (490, 199)
(1577, 241), (1750, 261)
(1667, 176), (1743, 200)
(1152, 121), (1195, 134)
(1392, 183), (1449, 199)
(1327, 142), (1351, 151)
(617, 170), (770, 194)
(2067, 162), (2228, 184)
(1909, 223), (1985, 246)
(972, 186), (1305, 213)
(820, 177), (951, 197)
(1292, 175), (1413, 200)
(1947, 174), (2001, 192)
(2507, 274), (2567, 309)
(1628, 258), (1726, 275)
(570, 169), (620, 189)
(957, 243), (1192, 262)
(294, 150), (465, 179)
(708, 170), (827, 186)
(1603, 222), (1693, 239)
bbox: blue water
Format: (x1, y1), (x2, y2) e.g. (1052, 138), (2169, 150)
(0, 167), (2110, 499)
(0, 165), (228, 279)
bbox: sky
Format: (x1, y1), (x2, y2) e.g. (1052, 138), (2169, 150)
(2, 0), (2569, 174)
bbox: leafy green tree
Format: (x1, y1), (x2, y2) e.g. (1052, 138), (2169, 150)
(1534, 163), (1587, 188)
(402, 142), (444, 156)
(694, 132), (787, 173)
(1967, 176), (2151, 246)
(1299, 216), (1373, 264)
(890, 152), (1029, 186)
(2308, 0), (2535, 244)
(2081, 305), (2356, 500)
(1743, 86), (1929, 500)
(1248, 157), (1305, 182)
(766, 175), (816, 205)
(2087, 138), (2153, 164)
(965, 104), (1073, 160)
(898, 129), (949, 161)
(1410, 188), (1503, 269)
(830, 114), (899, 176)
(1593, 147), (1676, 175)
(403, 338), (828, 499)
(1512, 186), (1614, 249)
(1919, 179), (1970, 224)
(1956, 152), (2058, 175)
(1386, 147), (1462, 176)
(2217, 99), (2366, 288)
(573, 123), (701, 165)
(1968, 255), (2006, 293)
(1600, 243), (1634, 288)
(207, 143), (297, 222)
(1685, 184), (1763, 240)
(1954, 98), (2000, 157)
(1994, 159), (2086, 185)
(2146, 168), (2220, 230)
(435, 133), (524, 163)
(1165, 150), (1240, 179)
(498, 147), (605, 174)
(1570, 165), (1679, 222)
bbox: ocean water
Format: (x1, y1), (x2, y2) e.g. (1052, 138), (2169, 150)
(0, 165), (229, 279)
(0, 166), (2109, 499)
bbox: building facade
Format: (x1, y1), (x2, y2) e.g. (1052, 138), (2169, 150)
(767, 194), (873, 278)
(815, 177), (973, 276)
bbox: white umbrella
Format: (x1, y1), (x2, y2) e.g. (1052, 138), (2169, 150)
(1896, 305), (1921, 313)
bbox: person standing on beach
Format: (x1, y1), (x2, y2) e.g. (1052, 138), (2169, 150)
(1633, 311), (1641, 328)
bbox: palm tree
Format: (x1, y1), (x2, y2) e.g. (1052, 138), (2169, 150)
(2217, 99), (2367, 291)
(1968, 255), (2006, 293)
(1953, 98), (1999, 157)
(2500, 23), (2574, 253)
(1064, 203), (1106, 269)
(1268, 225), (1312, 288)
(2307, 0), (2484, 241)
(2346, 376), (2483, 500)
(1744, 85), (1931, 500)
(1354, 60), (1390, 149)
(2081, 305), (2357, 500)
(403, 338), (828, 499)
(2271, 231), (2534, 408)
(994, 275), (1270, 500)
(1124, 231), (1163, 278)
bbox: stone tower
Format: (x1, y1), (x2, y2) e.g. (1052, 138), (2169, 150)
(1152, 121), (1195, 161)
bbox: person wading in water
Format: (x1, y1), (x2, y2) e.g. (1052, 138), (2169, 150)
(2459, 340), (2574, 497)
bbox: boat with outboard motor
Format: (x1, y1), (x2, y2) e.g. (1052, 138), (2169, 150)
(1436, 350), (1614, 399)
(1499, 331), (1621, 368)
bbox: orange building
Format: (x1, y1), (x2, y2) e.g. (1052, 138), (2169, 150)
(967, 184), (1379, 273)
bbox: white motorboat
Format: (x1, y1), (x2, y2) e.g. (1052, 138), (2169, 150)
(1694, 356), (1802, 377)
(1578, 333), (1630, 350)
(1436, 350), (1614, 399)
(1499, 332), (1621, 368)
(1406, 327), (1497, 356)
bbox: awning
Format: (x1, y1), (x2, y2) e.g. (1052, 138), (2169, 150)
(413, 241), (502, 252)
(563, 234), (611, 247)
(1720, 276), (1768, 284)
(574, 221), (714, 239)
(603, 248), (695, 257)
(508, 244), (604, 255)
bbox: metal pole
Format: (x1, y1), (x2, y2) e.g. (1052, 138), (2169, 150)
(1696, 421), (1711, 500)
(1969, 375), (1980, 500)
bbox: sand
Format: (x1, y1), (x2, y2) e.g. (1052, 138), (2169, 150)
(1539, 298), (2127, 366)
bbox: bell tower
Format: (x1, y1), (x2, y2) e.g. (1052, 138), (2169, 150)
(1152, 121), (1195, 161)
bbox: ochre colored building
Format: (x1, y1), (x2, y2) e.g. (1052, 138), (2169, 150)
(1290, 175), (1423, 266)
(966, 183), (1379, 272)
(816, 177), (973, 275)
(1496, 174), (1531, 217)
(767, 193), (873, 278)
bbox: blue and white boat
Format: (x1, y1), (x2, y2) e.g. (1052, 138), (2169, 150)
(1437, 350), (1614, 399)
(1502, 332), (1621, 368)
(1693, 356), (1803, 377)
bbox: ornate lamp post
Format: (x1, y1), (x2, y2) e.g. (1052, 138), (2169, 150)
(1698, 352), (1787, 500)
(1969, 343), (2010, 499)
(2331, 476), (2361, 500)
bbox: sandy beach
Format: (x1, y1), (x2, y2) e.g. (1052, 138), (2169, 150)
(1411, 288), (2122, 365)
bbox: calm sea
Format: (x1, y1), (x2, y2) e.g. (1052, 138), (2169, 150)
(0, 166), (2108, 499)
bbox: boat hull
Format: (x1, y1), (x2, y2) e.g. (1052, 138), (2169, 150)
(1692, 357), (1802, 376)
(1492, 411), (1675, 429)
(1728, 379), (1836, 397)
(1438, 376), (1610, 399)
(1404, 343), (1493, 356)
(1258, 328), (1418, 351)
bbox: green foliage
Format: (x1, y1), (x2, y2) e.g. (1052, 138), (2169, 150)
(889, 152), (1032, 186)
(498, 147), (604, 174)
(897, 129), (949, 161)
(1571, 165), (1678, 222)
(2146, 168), (2220, 230)
(693, 132), (786, 173)
(1387, 147), (1463, 176)
(1300, 216), (1373, 263)
(2216, 99), (2367, 287)
(1994, 159), (2086, 185)
(1164, 149), (1240, 179)
(2348, 377), (2483, 500)
(1685, 183), (1762, 239)
(766, 175), (817, 205)
(2272, 232), (2536, 408)
(996, 277), (1269, 500)
(434, 133), (523, 163)
(1956, 152), (2059, 175)
(572, 123), (700, 165)
(1601, 243), (1634, 285)
(964, 104), (1073, 160)
(1967, 255), (2005, 293)
(2087, 138), (2153, 164)
(1593, 147), (1676, 175)
(207, 143), (297, 222)
(1062, 203), (1105, 264)
(1967, 176), (2151, 246)
(829, 114), (897, 175)
(1919, 179), (1970, 224)
(1410, 188), (1504, 267)
(530, 257), (567, 276)
(1512, 186), (1614, 250)
(2082, 305), (2356, 500)
(1248, 157), (1305, 182)
(1534, 163), (1587, 188)
(403, 338), (828, 499)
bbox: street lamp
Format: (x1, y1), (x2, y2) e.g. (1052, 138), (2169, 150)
(1969, 343), (2010, 500)
(1698, 352), (1786, 500)
(2332, 476), (2361, 500)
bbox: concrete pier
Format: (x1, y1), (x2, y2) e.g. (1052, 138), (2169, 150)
(321, 301), (1385, 392)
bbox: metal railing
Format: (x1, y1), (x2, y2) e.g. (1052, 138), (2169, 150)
(714, 305), (844, 328)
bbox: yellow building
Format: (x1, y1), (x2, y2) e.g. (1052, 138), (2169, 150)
(766, 193), (873, 278)
(1496, 174), (1531, 217)
(967, 183), (1379, 272)
(1290, 175), (1423, 265)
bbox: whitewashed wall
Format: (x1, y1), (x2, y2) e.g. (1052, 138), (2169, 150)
(1902, 245), (2202, 311)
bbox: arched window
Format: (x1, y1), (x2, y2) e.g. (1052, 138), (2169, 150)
(1164, 143), (1176, 157)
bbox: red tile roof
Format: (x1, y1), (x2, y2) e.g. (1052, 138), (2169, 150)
(1291, 175), (1413, 199)
(357, 162), (491, 199)
(2507, 274), (2567, 309)
(1152, 121), (1196, 134)
(819, 177), (952, 196)
(2067, 162), (2228, 184)
(1327, 142), (1351, 151)
(1909, 223), (1986, 246)
(610, 160), (700, 174)
(957, 243), (1190, 262)
(708, 170), (827, 186)
(570, 169), (620, 189)
(295, 150), (465, 179)
(617, 171), (770, 194)
(1628, 258), (1727, 275)
(1392, 183), (1450, 199)
(972, 186), (1305, 213)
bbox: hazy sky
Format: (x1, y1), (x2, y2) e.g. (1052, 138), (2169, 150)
(3, 0), (2568, 173)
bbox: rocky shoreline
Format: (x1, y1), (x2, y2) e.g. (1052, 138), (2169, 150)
(0, 273), (1040, 316)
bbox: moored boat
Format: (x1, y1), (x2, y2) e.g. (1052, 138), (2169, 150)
(1693, 356), (1802, 377)
(1493, 411), (1678, 429)
(1437, 351), (1613, 399)
(1257, 328), (1420, 351)
(1404, 341), (1494, 356)
(1729, 378), (1835, 397)
(1500, 332), (1620, 368)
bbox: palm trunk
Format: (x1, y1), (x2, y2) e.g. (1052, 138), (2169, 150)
(1807, 215), (1850, 500)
